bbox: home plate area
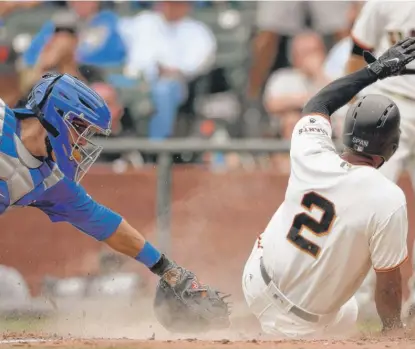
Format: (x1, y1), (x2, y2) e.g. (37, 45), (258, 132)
(1, 332), (415, 349)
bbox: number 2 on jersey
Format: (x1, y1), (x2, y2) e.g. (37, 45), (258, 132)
(286, 192), (336, 258)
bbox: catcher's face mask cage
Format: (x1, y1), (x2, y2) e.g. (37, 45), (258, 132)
(64, 112), (110, 183)
(27, 73), (112, 183)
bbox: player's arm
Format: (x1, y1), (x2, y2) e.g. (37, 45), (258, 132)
(302, 67), (378, 121)
(37, 179), (175, 274)
(36, 179), (230, 331)
(375, 268), (403, 332)
(346, 1), (382, 75)
(370, 204), (408, 332)
(303, 37), (415, 121)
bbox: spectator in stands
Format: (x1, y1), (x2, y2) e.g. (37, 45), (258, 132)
(91, 82), (144, 168)
(22, 1), (126, 69)
(243, 1), (350, 137)
(0, 38), (20, 106)
(0, 1), (40, 20)
(18, 24), (106, 102)
(91, 82), (124, 135)
(264, 31), (329, 131)
(264, 31), (329, 172)
(323, 2), (363, 137)
(324, 2), (363, 80)
(32, 24), (82, 79)
(0, 0), (41, 105)
(119, 1), (217, 140)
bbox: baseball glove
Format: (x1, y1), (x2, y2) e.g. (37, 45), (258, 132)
(153, 263), (231, 333)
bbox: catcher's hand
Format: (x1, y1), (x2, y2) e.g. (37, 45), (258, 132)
(153, 259), (231, 333)
(364, 37), (415, 79)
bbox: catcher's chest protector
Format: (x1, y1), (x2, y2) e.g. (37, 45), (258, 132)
(0, 100), (64, 213)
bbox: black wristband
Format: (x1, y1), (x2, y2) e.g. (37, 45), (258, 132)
(149, 254), (173, 276)
(352, 41), (367, 57)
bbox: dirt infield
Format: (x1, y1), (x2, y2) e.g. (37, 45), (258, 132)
(1, 299), (413, 349)
(1, 336), (415, 349)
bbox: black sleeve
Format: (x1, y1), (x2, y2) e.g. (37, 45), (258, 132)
(302, 67), (378, 117)
(352, 42), (367, 56)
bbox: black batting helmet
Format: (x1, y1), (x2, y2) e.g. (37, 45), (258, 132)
(342, 94), (400, 163)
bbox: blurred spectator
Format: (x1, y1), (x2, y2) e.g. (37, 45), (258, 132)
(22, 1), (126, 68)
(264, 31), (329, 172)
(243, 1), (350, 137)
(264, 31), (329, 134)
(0, 1), (40, 20)
(91, 82), (144, 168)
(33, 27), (82, 79)
(324, 2), (364, 80)
(119, 1), (217, 140)
(91, 82), (124, 135)
(0, 0), (41, 106)
(18, 2), (113, 97)
(323, 2), (364, 137)
(18, 26), (106, 103)
(0, 38), (20, 106)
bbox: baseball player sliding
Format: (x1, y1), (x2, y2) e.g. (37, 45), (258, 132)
(346, 0), (415, 314)
(243, 38), (415, 338)
(0, 73), (229, 332)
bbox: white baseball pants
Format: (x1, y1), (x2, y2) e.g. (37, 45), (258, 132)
(242, 241), (359, 339)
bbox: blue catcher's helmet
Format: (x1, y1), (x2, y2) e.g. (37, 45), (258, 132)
(26, 73), (111, 183)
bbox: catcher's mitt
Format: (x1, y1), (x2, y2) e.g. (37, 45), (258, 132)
(153, 265), (231, 333)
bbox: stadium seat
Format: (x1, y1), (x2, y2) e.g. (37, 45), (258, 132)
(4, 6), (59, 38)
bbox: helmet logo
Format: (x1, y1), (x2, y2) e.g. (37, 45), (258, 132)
(352, 136), (369, 152)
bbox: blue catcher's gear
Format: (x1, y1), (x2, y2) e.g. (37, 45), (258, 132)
(26, 73), (111, 183)
(0, 98), (121, 239)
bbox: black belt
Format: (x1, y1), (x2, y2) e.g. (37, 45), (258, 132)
(260, 257), (319, 323)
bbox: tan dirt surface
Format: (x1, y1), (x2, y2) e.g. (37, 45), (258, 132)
(1, 337), (415, 349)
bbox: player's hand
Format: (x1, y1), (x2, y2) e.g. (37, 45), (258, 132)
(380, 322), (408, 338)
(365, 37), (415, 79)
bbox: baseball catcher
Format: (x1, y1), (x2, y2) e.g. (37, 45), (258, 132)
(0, 73), (230, 333)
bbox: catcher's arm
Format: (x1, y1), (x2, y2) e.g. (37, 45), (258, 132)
(106, 218), (231, 332)
(37, 170), (230, 333)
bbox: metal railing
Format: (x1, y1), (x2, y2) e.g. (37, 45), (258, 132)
(95, 137), (291, 254)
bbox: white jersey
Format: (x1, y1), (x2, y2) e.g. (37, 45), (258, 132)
(351, 0), (415, 99)
(260, 115), (408, 315)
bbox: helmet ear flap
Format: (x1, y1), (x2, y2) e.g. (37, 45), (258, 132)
(386, 142), (399, 161)
(392, 143), (399, 155)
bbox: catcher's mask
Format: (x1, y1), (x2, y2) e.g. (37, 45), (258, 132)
(25, 73), (111, 183)
(342, 94), (401, 168)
